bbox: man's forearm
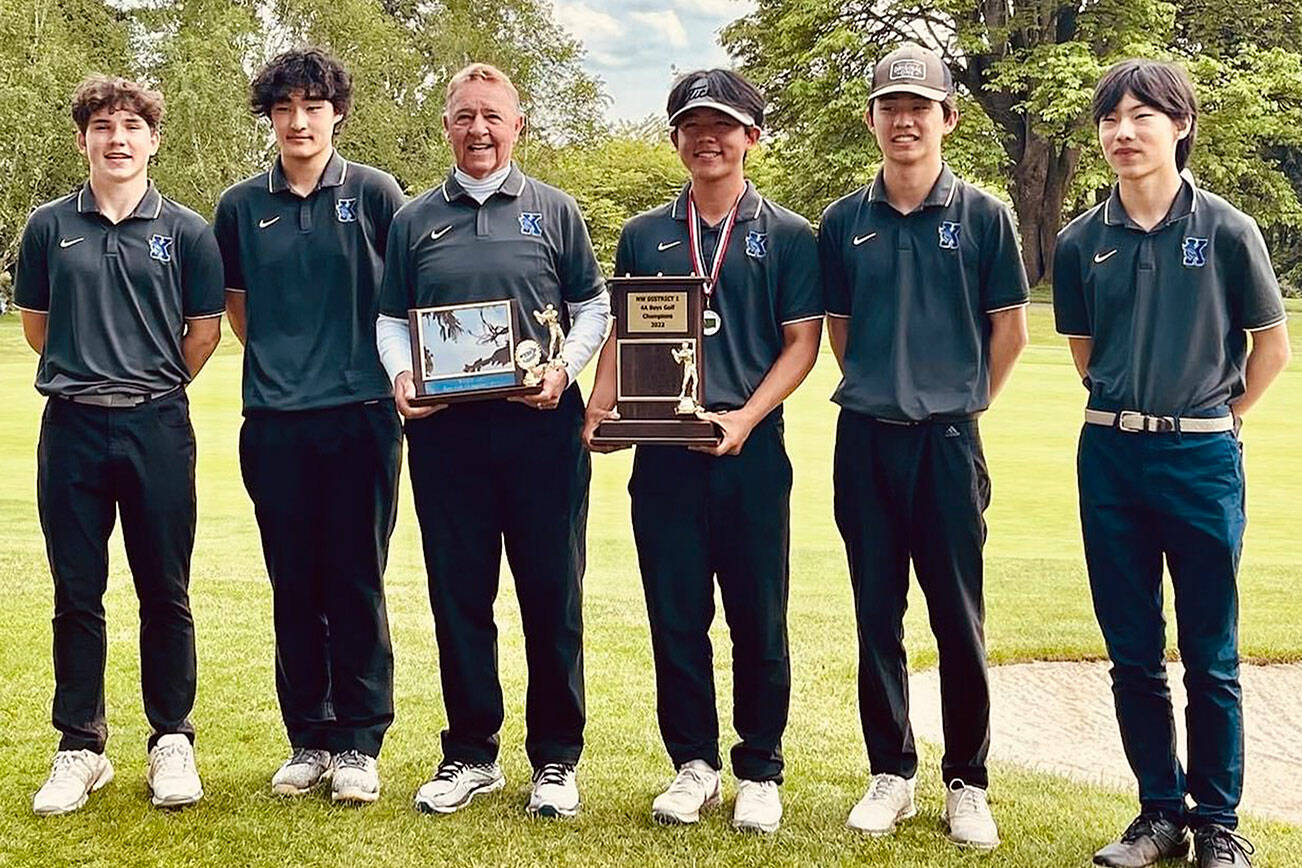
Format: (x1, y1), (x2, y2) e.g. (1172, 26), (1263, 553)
(182, 318), (222, 378)
(1234, 322), (1291, 417)
(987, 306), (1028, 401)
(736, 321), (821, 425)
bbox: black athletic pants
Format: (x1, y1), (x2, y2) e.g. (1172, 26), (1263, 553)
(239, 400), (401, 757)
(833, 409), (992, 788)
(629, 410), (792, 783)
(37, 390), (198, 753)
(405, 386), (589, 768)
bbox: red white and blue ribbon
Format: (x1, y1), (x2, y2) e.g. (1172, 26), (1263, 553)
(687, 188), (742, 300)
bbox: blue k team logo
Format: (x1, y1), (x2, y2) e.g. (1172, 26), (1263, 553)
(745, 230), (768, 259)
(149, 234), (174, 263)
(519, 211), (543, 237)
(939, 221), (961, 250)
(1182, 236), (1209, 267)
(335, 197), (358, 223)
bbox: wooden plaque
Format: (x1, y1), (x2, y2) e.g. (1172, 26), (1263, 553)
(407, 298), (542, 405)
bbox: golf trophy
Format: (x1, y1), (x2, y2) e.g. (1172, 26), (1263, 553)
(590, 275), (722, 446)
(407, 298), (563, 405)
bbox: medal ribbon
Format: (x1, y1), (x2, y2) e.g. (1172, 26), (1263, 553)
(687, 187), (743, 299)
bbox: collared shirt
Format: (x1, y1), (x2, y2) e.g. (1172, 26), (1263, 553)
(214, 150), (406, 411)
(1053, 178), (1286, 415)
(613, 181), (823, 411)
(820, 165), (1029, 421)
(14, 181), (224, 398)
(378, 164), (605, 351)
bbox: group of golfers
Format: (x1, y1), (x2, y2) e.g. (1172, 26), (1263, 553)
(13, 38), (1289, 868)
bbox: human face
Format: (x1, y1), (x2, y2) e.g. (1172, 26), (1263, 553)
(1098, 92), (1190, 182)
(76, 107), (159, 185)
(670, 108), (759, 183)
(867, 94), (955, 166)
(443, 79), (523, 179)
(270, 90), (340, 163)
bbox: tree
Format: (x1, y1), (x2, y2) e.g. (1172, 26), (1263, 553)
(723, 0), (1302, 285)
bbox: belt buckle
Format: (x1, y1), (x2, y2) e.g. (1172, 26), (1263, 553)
(1117, 410), (1144, 432)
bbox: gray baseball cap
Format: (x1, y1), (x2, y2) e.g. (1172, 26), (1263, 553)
(869, 43), (954, 103)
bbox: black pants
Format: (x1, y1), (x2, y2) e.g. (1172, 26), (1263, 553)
(833, 409), (991, 787)
(240, 400), (401, 757)
(37, 391), (198, 753)
(405, 386), (589, 768)
(629, 411), (792, 783)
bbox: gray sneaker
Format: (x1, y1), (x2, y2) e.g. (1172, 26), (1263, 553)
(1094, 813), (1190, 867)
(1194, 825), (1254, 867)
(330, 750), (380, 804)
(414, 761), (505, 814)
(271, 748), (332, 796)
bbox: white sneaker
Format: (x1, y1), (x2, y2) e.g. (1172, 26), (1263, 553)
(147, 734), (203, 808)
(271, 748), (332, 796)
(732, 779), (782, 833)
(943, 779), (999, 849)
(414, 761), (505, 814)
(651, 759), (721, 824)
(331, 750), (380, 804)
(527, 762), (579, 818)
(33, 749), (114, 816)
(847, 773), (917, 835)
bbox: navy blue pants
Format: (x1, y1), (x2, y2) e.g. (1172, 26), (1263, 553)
(405, 386), (589, 769)
(833, 410), (991, 788)
(37, 391), (198, 753)
(1078, 423), (1245, 829)
(240, 400), (401, 757)
(629, 410), (792, 783)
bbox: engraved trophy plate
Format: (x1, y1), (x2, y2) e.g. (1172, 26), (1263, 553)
(407, 298), (544, 404)
(592, 275), (721, 446)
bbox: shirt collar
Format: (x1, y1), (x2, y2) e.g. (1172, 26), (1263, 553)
(865, 164), (958, 211)
(268, 149), (348, 195)
(441, 163), (527, 202)
(1103, 176), (1197, 231)
(670, 180), (763, 223)
(77, 181), (163, 220)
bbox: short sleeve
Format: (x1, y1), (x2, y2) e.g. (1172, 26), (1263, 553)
(212, 193), (245, 291)
(181, 222), (226, 318)
(980, 205), (1030, 312)
(777, 220), (823, 324)
(558, 199), (604, 303)
(14, 214), (51, 312)
(378, 210), (412, 319)
(369, 173), (407, 259)
(1231, 220), (1286, 331)
(1052, 231), (1090, 337)
(817, 206), (850, 317)
(613, 223), (636, 277)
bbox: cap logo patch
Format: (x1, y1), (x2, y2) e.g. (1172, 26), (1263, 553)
(688, 81), (710, 100)
(1182, 236), (1208, 267)
(519, 212), (543, 237)
(335, 197), (358, 223)
(889, 59), (927, 81)
(745, 230), (768, 259)
(938, 221), (961, 250)
(149, 234), (174, 263)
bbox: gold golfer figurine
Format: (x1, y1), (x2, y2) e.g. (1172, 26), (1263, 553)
(534, 304), (567, 370)
(671, 340), (700, 415)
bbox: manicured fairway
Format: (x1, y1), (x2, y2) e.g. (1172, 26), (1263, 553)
(1, 308), (1299, 866)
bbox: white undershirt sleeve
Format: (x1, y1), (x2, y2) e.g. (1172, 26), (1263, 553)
(561, 290), (612, 385)
(376, 314), (412, 384)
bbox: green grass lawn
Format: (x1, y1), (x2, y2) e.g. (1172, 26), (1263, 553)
(1, 307), (1299, 866)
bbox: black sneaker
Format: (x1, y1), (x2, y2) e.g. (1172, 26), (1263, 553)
(1194, 825), (1254, 867)
(1093, 812), (1189, 867)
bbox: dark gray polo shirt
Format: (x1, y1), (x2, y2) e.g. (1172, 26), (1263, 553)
(1053, 179), (1286, 415)
(378, 164), (604, 350)
(820, 165), (1029, 421)
(214, 151), (405, 411)
(613, 182), (823, 411)
(14, 182), (224, 398)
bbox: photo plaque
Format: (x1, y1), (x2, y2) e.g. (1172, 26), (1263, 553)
(591, 275), (722, 446)
(407, 298), (548, 405)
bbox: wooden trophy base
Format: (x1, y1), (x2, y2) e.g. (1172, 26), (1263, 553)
(590, 416), (721, 447)
(410, 382), (541, 406)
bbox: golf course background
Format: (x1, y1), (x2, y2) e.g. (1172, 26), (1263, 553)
(1, 304), (1299, 866)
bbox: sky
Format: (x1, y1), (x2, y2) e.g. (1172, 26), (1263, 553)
(552, 0), (757, 124)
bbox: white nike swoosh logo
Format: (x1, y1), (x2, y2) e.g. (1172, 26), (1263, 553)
(59, 237), (85, 248)
(657, 240), (681, 251)
(258, 217), (280, 229)
(431, 226), (452, 240)
(1094, 249), (1118, 263)
(852, 233), (877, 246)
